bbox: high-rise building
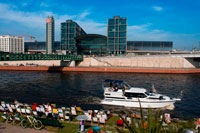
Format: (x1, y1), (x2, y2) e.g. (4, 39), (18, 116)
(107, 16), (127, 55)
(0, 35), (24, 53)
(46, 16), (55, 54)
(61, 20), (86, 54)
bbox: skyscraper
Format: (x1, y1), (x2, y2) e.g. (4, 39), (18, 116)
(61, 20), (86, 54)
(46, 16), (55, 54)
(107, 16), (127, 55)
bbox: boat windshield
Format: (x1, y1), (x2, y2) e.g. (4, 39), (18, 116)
(145, 92), (150, 96)
(123, 82), (131, 90)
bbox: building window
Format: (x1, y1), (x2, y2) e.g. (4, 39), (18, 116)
(119, 32), (126, 37)
(108, 26), (115, 32)
(108, 20), (114, 25)
(119, 25), (126, 31)
(120, 19), (126, 24)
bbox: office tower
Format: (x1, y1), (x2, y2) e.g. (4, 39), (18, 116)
(46, 16), (55, 54)
(107, 16), (127, 55)
(61, 20), (86, 54)
(0, 35), (24, 53)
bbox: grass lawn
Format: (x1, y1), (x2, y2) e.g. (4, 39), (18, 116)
(48, 116), (121, 133)
(58, 122), (80, 133)
(106, 116), (120, 126)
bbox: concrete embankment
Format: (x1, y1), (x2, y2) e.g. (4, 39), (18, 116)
(79, 56), (199, 69)
(1, 66), (200, 73)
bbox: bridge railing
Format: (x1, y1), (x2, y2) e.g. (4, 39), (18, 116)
(0, 53), (83, 61)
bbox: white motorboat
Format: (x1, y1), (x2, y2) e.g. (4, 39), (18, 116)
(101, 79), (181, 110)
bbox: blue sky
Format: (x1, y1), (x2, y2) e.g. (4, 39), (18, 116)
(0, 0), (199, 50)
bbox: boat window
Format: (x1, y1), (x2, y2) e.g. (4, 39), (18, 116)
(125, 93), (147, 98)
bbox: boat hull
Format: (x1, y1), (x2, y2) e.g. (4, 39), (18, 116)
(101, 99), (175, 109)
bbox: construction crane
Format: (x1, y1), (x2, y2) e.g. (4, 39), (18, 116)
(22, 34), (36, 40)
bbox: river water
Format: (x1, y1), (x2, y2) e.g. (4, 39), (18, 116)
(0, 71), (200, 119)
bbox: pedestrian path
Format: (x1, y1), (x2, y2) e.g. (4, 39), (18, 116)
(0, 123), (48, 133)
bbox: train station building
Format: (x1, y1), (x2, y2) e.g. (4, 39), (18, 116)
(25, 16), (173, 55)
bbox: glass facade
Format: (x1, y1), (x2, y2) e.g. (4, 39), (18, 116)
(107, 16), (127, 55)
(61, 20), (86, 54)
(76, 34), (107, 55)
(127, 41), (173, 51)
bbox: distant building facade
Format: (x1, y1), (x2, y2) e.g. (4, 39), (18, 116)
(46, 16), (55, 54)
(0, 35), (24, 53)
(127, 41), (173, 51)
(76, 34), (107, 55)
(61, 20), (86, 54)
(25, 41), (60, 54)
(107, 16), (127, 55)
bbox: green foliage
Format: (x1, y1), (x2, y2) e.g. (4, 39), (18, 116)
(115, 99), (197, 133)
(106, 116), (120, 126)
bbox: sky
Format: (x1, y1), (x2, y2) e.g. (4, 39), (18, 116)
(0, 0), (199, 50)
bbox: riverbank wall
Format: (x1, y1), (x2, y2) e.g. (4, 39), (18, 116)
(0, 55), (200, 73)
(1, 66), (200, 73)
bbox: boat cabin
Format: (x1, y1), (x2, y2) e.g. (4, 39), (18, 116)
(103, 79), (154, 99)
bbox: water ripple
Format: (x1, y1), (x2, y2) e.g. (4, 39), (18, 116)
(0, 71), (200, 118)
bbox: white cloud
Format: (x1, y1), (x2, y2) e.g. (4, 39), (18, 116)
(128, 23), (152, 31)
(0, 3), (47, 28)
(79, 10), (90, 19)
(128, 24), (169, 41)
(77, 20), (106, 34)
(0, 3), (106, 40)
(152, 6), (163, 11)
(127, 23), (200, 50)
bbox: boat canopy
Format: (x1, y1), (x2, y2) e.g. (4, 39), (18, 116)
(104, 79), (124, 84)
(103, 79), (131, 89)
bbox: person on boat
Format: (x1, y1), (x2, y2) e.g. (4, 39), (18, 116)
(122, 84), (126, 95)
(111, 85), (115, 91)
(110, 82), (116, 91)
(195, 118), (200, 130)
(110, 82), (113, 88)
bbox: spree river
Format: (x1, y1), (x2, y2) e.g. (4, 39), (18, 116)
(0, 71), (200, 119)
